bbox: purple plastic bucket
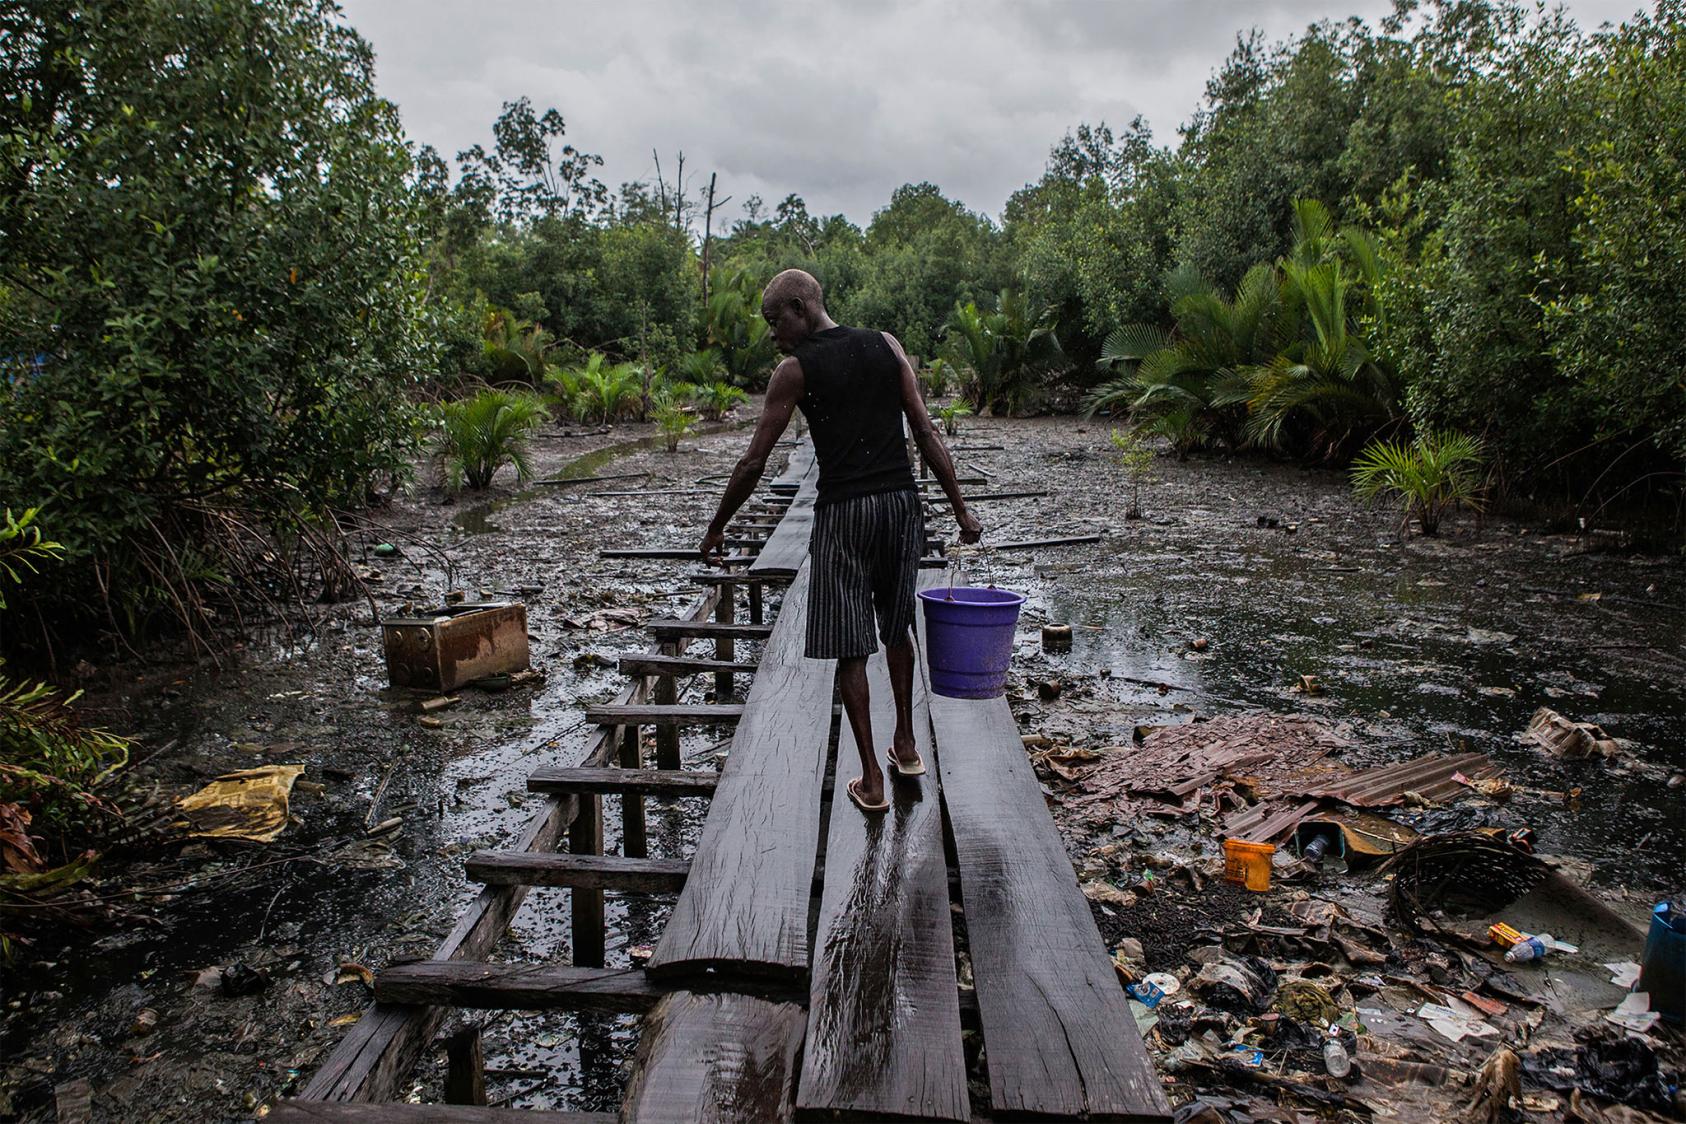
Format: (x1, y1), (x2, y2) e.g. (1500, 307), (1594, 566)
(918, 586), (1026, 699)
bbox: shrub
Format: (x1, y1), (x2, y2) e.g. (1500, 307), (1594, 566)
(1351, 430), (1485, 536)
(436, 390), (551, 489)
(694, 381), (749, 421)
(569, 358), (642, 425)
(651, 391), (695, 452)
(1109, 428), (1155, 518)
(933, 401), (972, 437)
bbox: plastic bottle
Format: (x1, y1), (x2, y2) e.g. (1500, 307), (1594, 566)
(1303, 834), (1332, 864)
(1323, 1033), (1352, 1078)
(1504, 936), (1547, 963)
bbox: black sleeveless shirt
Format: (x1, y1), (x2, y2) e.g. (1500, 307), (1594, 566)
(792, 326), (914, 506)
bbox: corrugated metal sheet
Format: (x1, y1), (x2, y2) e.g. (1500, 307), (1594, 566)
(1303, 751), (1498, 807)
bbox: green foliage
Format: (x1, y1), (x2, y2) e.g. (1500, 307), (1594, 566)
(651, 391), (695, 453)
(0, 510), (62, 612)
(565, 355), (642, 425)
(1351, 430), (1485, 535)
(918, 358), (953, 399)
(705, 270), (779, 388)
(482, 305), (554, 383)
(693, 381), (748, 422)
(939, 291), (1063, 416)
(1109, 428), (1156, 517)
(0, 0), (436, 641)
(436, 390), (550, 489)
(933, 401), (972, 438)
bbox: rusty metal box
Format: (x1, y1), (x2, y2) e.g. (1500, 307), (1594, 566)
(381, 601), (530, 692)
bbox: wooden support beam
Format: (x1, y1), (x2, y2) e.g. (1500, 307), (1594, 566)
(748, 581), (763, 625)
(376, 963), (670, 1014)
(617, 725), (645, 859)
(715, 579), (735, 702)
(442, 1026), (485, 1107)
(651, 676), (681, 770)
(647, 619), (773, 641)
(599, 549), (756, 563)
(272, 1106), (614, 1123)
(618, 653), (758, 678)
(686, 572), (791, 587)
(465, 851), (689, 893)
(526, 766), (718, 799)
(583, 703), (744, 727)
(569, 796), (605, 967)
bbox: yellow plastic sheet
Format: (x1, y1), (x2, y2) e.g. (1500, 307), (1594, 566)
(174, 764), (305, 842)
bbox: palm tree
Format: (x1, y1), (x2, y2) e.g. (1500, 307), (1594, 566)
(571, 359), (642, 425)
(706, 271), (778, 388)
(436, 389), (551, 489)
(939, 290), (1062, 416)
(482, 308), (553, 384)
(1351, 430), (1485, 535)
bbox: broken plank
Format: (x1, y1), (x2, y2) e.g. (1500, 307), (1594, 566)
(646, 563), (833, 980)
(526, 766), (719, 798)
(618, 653), (760, 679)
(646, 619), (774, 641)
(922, 591), (1169, 1122)
(584, 703), (744, 726)
(987, 534), (1103, 551)
(796, 632), (967, 1123)
(621, 991), (806, 1123)
(601, 548), (758, 561)
(464, 852), (688, 893)
(272, 1106), (612, 1123)
(375, 963), (668, 1013)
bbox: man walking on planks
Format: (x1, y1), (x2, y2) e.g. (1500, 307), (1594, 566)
(700, 269), (982, 814)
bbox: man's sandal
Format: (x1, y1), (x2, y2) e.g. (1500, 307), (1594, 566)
(847, 777), (890, 814)
(885, 749), (926, 778)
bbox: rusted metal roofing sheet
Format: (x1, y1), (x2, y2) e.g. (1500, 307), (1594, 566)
(1303, 751), (1498, 807)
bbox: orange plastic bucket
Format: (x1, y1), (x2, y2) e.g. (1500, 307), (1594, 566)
(1223, 839), (1274, 892)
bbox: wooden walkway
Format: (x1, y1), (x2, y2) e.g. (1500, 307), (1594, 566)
(280, 439), (1167, 1123)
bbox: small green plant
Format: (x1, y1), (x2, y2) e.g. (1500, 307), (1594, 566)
(567, 356), (642, 425)
(436, 389), (551, 490)
(933, 400), (972, 437)
(0, 509), (61, 610)
(651, 390), (695, 452)
(919, 358), (952, 399)
(1351, 430), (1485, 536)
(694, 380), (748, 421)
(1109, 428), (1155, 518)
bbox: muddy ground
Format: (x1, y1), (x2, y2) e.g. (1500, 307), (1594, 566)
(2, 409), (1681, 1121)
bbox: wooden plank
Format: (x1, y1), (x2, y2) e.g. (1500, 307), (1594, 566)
(569, 794), (605, 967)
(299, 594), (720, 1103)
(621, 991), (806, 1124)
(601, 548), (760, 561)
(646, 564), (833, 980)
(376, 963), (668, 1013)
(272, 1105), (612, 1122)
(527, 766), (719, 798)
(619, 653), (760, 677)
(584, 703), (744, 726)
(795, 638), (968, 1123)
(647, 620), (774, 641)
(618, 724), (645, 859)
(748, 473), (817, 578)
(687, 572), (792, 588)
(442, 1026), (485, 1106)
(464, 851), (688, 893)
(923, 604), (1169, 1121)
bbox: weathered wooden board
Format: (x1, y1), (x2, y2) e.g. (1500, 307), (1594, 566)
(646, 620), (774, 641)
(463, 851), (688, 892)
(769, 438), (815, 492)
(795, 637), (968, 1123)
(748, 473), (818, 578)
(618, 653), (760, 677)
(620, 991), (806, 1123)
(925, 676), (1170, 1120)
(375, 963), (668, 1012)
(583, 703), (744, 726)
(526, 766), (719, 798)
(646, 564), (833, 979)
(272, 1104), (612, 1123)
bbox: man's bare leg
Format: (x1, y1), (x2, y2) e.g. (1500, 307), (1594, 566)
(886, 629), (918, 769)
(837, 655), (884, 804)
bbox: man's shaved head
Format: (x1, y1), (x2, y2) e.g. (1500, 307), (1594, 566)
(761, 269), (825, 318)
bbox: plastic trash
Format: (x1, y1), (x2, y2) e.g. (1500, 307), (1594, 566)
(1323, 1032), (1352, 1078)
(1126, 980), (1166, 1008)
(1505, 936), (1547, 963)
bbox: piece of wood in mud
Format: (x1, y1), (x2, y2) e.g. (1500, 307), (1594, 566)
(618, 653), (760, 678)
(301, 593), (721, 1104)
(620, 991), (806, 1123)
(583, 703), (745, 726)
(987, 533), (1104, 551)
(796, 635), (968, 1123)
(645, 619), (773, 641)
(600, 548), (761, 561)
(375, 962), (669, 1013)
(270, 1104), (613, 1122)
(646, 564), (834, 980)
(464, 851), (689, 892)
(922, 608), (1169, 1121)
(749, 473), (818, 577)
(526, 766), (719, 798)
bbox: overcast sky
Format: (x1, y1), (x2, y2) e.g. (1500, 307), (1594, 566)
(337, 0), (1645, 228)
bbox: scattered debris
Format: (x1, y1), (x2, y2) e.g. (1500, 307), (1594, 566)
(1041, 623), (1073, 653)
(220, 963), (270, 997)
(173, 764), (306, 843)
(1525, 706), (1621, 760)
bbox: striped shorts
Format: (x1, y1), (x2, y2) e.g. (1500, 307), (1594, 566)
(805, 488), (924, 660)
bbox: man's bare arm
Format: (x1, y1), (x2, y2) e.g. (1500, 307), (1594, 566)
(700, 358), (804, 565)
(884, 332), (981, 544)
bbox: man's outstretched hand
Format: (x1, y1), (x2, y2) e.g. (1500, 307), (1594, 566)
(699, 526), (727, 567)
(958, 511), (983, 545)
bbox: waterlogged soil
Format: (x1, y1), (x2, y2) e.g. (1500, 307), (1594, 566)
(3, 411), (1682, 1121)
